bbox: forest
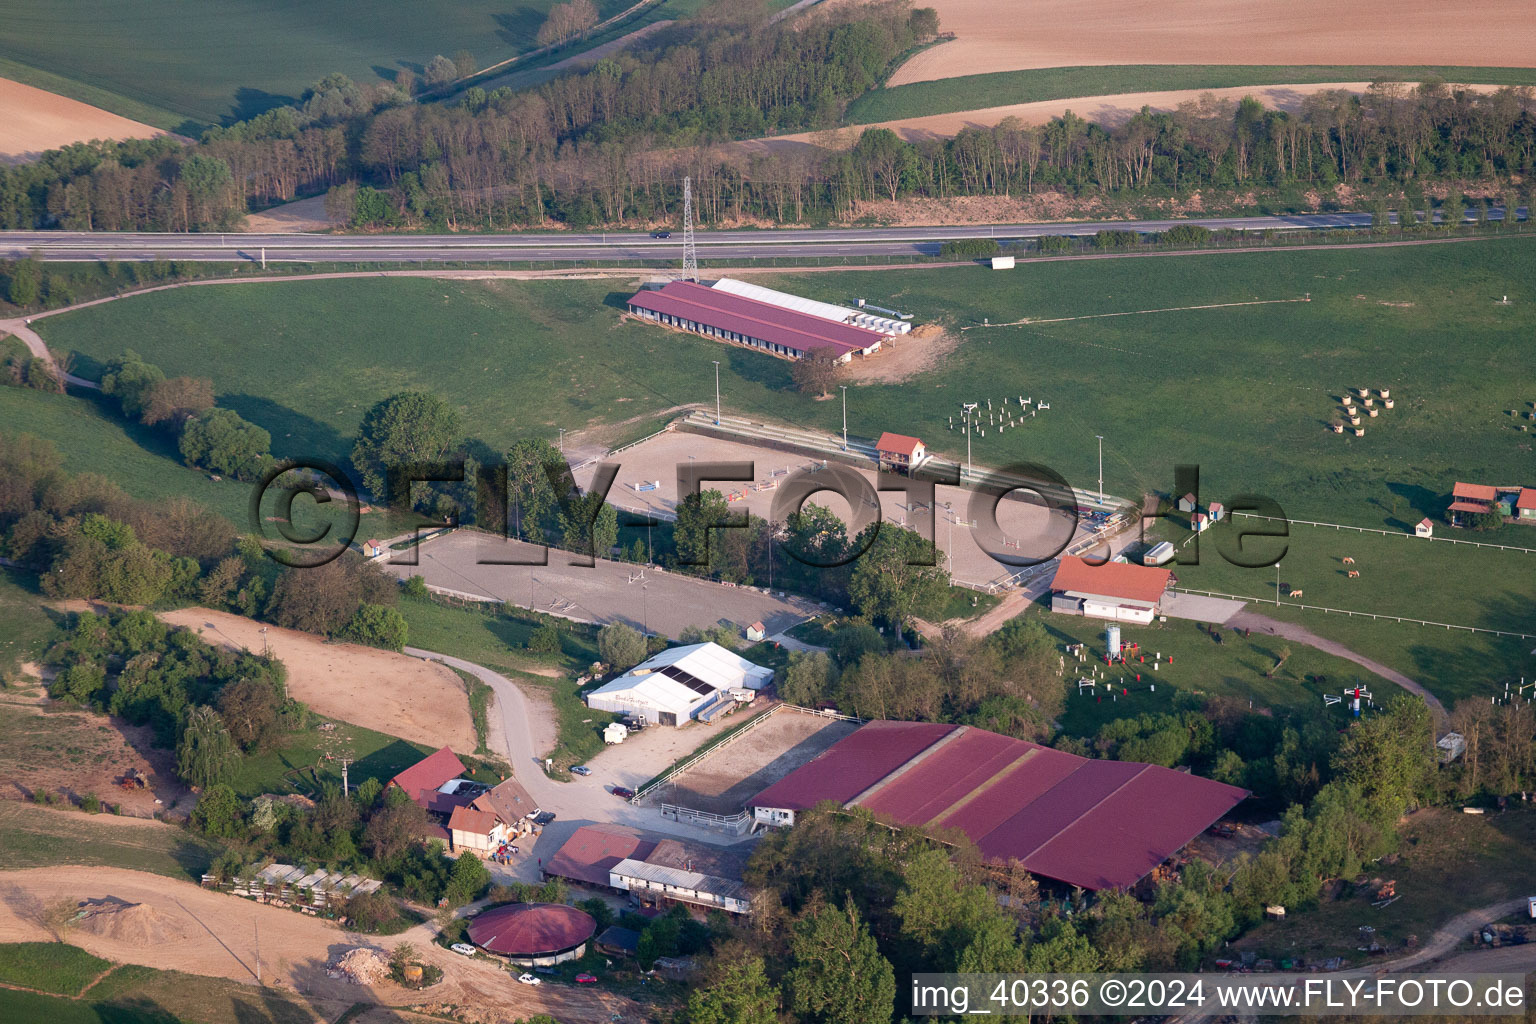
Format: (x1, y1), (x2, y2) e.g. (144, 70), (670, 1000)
(0, 1), (1532, 234)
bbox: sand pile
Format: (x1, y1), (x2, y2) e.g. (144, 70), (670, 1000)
(71, 898), (189, 943)
(329, 947), (390, 985)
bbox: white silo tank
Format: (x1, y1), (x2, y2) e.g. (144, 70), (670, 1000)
(1106, 624), (1122, 658)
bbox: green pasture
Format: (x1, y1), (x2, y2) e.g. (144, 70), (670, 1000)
(223, 716), (435, 800)
(0, 569), (60, 677)
(846, 65), (1536, 126)
(0, 943), (112, 997)
(1039, 612), (1374, 737)
(0, 0), (640, 128)
(0, 385), (252, 527)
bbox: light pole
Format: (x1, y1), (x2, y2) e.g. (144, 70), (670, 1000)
(1276, 560), (1282, 606)
(712, 360), (721, 425)
(962, 403), (977, 474)
(840, 385), (848, 450)
(1096, 434), (1104, 505)
(558, 428), (565, 456)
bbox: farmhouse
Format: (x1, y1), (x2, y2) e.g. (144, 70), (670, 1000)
(545, 824), (752, 914)
(750, 720), (1247, 891)
(1048, 555), (1173, 624)
(389, 748), (538, 854)
(585, 642), (773, 727)
(626, 280), (889, 363)
(1518, 489), (1536, 522)
(874, 432), (928, 474)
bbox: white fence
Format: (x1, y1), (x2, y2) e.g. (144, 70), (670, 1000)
(1232, 511), (1536, 554)
(1169, 586), (1536, 640)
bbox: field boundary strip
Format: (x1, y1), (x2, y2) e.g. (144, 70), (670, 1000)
(1169, 586), (1536, 640)
(1231, 511), (1536, 555)
(960, 296), (1310, 330)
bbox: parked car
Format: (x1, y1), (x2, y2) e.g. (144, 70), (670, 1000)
(450, 943), (476, 956)
(507, 846), (520, 854)
(570, 765), (592, 776)
(650, 229), (671, 238)
(518, 973), (542, 986)
(576, 973), (598, 984)
(534, 810), (557, 825)
(612, 786), (635, 799)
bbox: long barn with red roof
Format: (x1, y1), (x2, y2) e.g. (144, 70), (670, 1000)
(626, 280), (890, 363)
(750, 720), (1246, 891)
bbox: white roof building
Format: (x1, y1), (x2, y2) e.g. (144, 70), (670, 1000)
(584, 642), (773, 727)
(711, 278), (911, 334)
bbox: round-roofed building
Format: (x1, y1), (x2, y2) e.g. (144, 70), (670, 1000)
(466, 902), (596, 966)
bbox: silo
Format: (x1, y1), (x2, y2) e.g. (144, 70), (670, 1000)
(1106, 624), (1122, 658)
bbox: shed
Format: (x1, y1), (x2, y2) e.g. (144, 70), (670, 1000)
(1518, 489), (1536, 522)
(874, 432), (927, 474)
(1177, 493), (1197, 513)
(596, 926), (641, 957)
(1191, 511), (1210, 534)
(364, 539), (385, 557)
(746, 621), (766, 642)
(1207, 501), (1225, 521)
(1436, 732), (1466, 764)
(1415, 518), (1434, 538)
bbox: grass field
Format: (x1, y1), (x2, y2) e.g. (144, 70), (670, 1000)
(0, 802), (217, 881)
(0, 942), (112, 996)
(846, 65), (1536, 126)
(0, 386), (252, 528)
(223, 716), (435, 800)
(1039, 611), (1378, 737)
(0, 0), (640, 128)
(0, 569), (60, 677)
(0, 957), (324, 1024)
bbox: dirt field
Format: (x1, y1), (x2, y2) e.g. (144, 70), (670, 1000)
(240, 194), (337, 233)
(0, 700), (187, 816)
(0, 865), (635, 1023)
(648, 708), (860, 814)
(752, 82), (1503, 145)
(889, 0), (1536, 86)
(157, 608), (476, 752)
(0, 78), (163, 164)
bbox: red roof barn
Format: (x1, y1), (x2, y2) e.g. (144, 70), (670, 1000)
(467, 903), (596, 963)
(874, 432), (926, 473)
(751, 721), (1246, 891)
(1049, 555), (1173, 623)
(387, 746), (466, 806)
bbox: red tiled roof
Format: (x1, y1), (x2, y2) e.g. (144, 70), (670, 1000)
(388, 746), (466, 806)
(425, 790), (475, 816)
(468, 903), (596, 955)
(545, 824), (657, 886)
(750, 720), (957, 810)
(875, 432), (924, 457)
(627, 281), (887, 358)
(1517, 489), (1536, 511)
(1448, 501), (1492, 514)
(753, 724), (1247, 890)
(1050, 555), (1172, 605)
(448, 805), (498, 836)
(1453, 482), (1498, 501)
(472, 777), (537, 824)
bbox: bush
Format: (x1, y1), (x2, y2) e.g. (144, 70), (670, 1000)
(1037, 235), (1072, 253)
(1161, 224), (1212, 247)
(401, 575), (429, 599)
(79, 793), (101, 814)
(339, 603), (409, 651)
(938, 238), (1000, 259)
(178, 408), (271, 481)
(597, 622), (646, 671)
(526, 624), (562, 653)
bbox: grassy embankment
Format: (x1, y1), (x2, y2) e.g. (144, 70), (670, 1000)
(846, 64), (1536, 125)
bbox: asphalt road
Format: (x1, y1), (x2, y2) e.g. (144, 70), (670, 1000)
(0, 213), (1385, 263)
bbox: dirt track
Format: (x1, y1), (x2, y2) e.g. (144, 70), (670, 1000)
(158, 608), (477, 752)
(0, 78), (163, 164)
(0, 865), (634, 1023)
(889, 0), (1536, 85)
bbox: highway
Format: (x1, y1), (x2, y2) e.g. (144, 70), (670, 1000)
(0, 212), (1388, 263)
